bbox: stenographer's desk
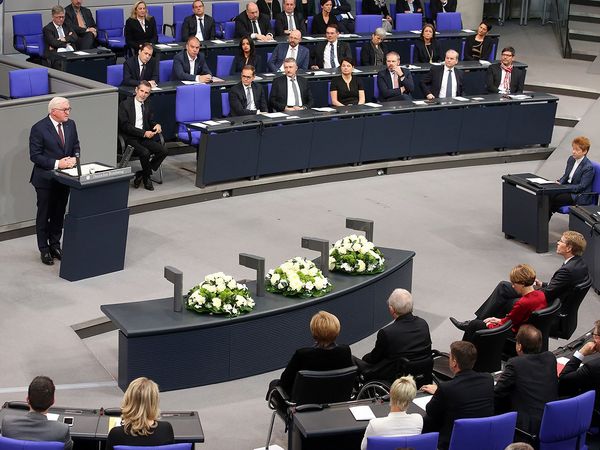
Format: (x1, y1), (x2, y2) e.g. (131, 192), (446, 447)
(192, 93), (557, 187)
(569, 205), (600, 292)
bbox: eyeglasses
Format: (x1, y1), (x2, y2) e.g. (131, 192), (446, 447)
(53, 107), (72, 113)
(501, 53), (514, 57)
(592, 333), (600, 337)
(241, 75), (253, 79)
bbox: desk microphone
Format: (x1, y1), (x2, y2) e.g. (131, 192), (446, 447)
(75, 152), (82, 178)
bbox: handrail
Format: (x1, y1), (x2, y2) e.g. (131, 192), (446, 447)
(547, 0), (571, 57)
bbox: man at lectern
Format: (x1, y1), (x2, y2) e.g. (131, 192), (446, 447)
(29, 97), (79, 266)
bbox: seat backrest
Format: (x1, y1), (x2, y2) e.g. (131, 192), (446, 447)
(223, 21), (236, 39)
(528, 298), (561, 352)
(488, 42), (497, 62)
(12, 13), (44, 56)
(590, 160), (600, 196)
(355, 15), (382, 33)
(395, 13), (423, 31)
(436, 12), (462, 31)
(290, 366), (357, 405)
(175, 84), (212, 123)
(221, 92), (230, 117)
(373, 74), (379, 101)
(216, 54), (235, 78)
(366, 432), (439, 450)
(212, 2), (240, 23)
(355, 46), (362, 64)
(306, 16), (314, 34)
(551, 276), (592, 340)
(96, 8), (125, 37)
(147, 5), (164, 29)
(159, 59), (173, 82)
(472, 320), (513, 373)
(9, 68), (49, 99)
(356, 0), (363, 14)
(448, 412), (517, 450)
(0, 436), (64, 450)
(173, 4), (191, 24)
(114, 444), (192, 450)
(397, 354), (433, 388)
(538, 390), (595, 450)
(106, 64), (124, 87)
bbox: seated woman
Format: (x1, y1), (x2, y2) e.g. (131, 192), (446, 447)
(125, 1), (158, 55)
(231, 36), (263, 74)
(257, 0), (282, 19)
(360, 28), (388, 67)
(330, 58), (366, 106)
(312, 0), (339, 35)
(397, 0), (423, 14)
(362, 0), (394, 32)
(414, 24), (443, 64)
(463, 21), (493, 61)
(267, 311), (353, 400)
(360, 376), (423, 449)
(451, 264), (547, 342)
(106, 377), (174, 450)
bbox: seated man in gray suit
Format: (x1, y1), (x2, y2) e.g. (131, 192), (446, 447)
(267, 30), (309, 72)
(0, 376), (73, 450)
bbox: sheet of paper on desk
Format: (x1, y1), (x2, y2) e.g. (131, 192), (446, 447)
(462, 28), (475, 33)
(509, 94), (532, 100)
(471, 97), (485, 101)
(407, 64), (421, 69)
(151, 86), (162, 91)
(254, 76), (264, 80)
(350, 405), (376, 420)
(431, 62), (443, 65)
(479, 60), (491, 66)
(412, 395), (433, 410)
(312, 107), (336, 112)
(410, 30), (421, 34)
(262, 73), (275, 77)
(353, 68), (362, 73)
(47, 413), (60, 421)
(212, 76), (224, 82)
(211, 39), (226, 44)
(454, 96), (470, 102)
(413, 100), (427, 105)
(74, 51), (89, 55)
(181, 80), (200, 85)
(341, 34), (360, 38)
(364, 102), (382, 107)
(189, 122), (207, 128)
(155, 44), (170, 49)
(203, 120), (223, 126)
(526, 177), (554, 184)
(286, 115), (300, 119)
(167, 43), (179, 46)
(312, 71), (329, 75)
(260, 112), (288, 118)
(60, 163), (112, 177)
(108, 417), (122, 431)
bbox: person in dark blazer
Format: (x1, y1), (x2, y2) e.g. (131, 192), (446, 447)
(171, 36), (212, 82)
(124, 1), (158, 54)
(311, 0), (339, 35)
(551, 136), (595, 212)
(486, 46), (525, 94)
(430, 0), (456, 21)
(414, 23), (443, 63)
(495, 325), (558, 435)
(357, 289), (432, 381)
(229, 66), (268, 116)
(360, 28), (388, 66)
(310, 24), (352, 69)
(231, 36), (264, 74)
(122, 42), (159, 87)
(118, 81), (168, 191)
(470, 231), (589, 321)
(464, 21), (494, 61)
(257, 0), (282, 19)
(181, 0), (216, 42)
(397, 0), (423, 14)
(330, 0), (355, 33)
(377, 51), (414, 102)
(0, 376), (73, 449)
(268, 30), (310, 71)
(64, 0), (97, 50)
(43, 5), (78, 69)
(269, 58), (314, 111)
(234, 2), (273, 40)
(421, 49), (463, 99)
(29, 97), (79, 265)
(362, 0), (393, 31)
(421, 341), (494, 450)
(274, 0), (307, 35)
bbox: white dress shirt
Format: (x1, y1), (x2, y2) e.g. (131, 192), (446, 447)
(323, 42), (339, 69)
(187, 55), (197, 75)
(499, 67), (511, 94)
(134, 98), (144, 130)
(280, 45), (298, 71)
(196, 16), (205, 41)
(568, 158), (583, 183)
(250, 19), (263, 39)
(49, 116), (65, 169)
(55, 24), (74, 52)
(286, 76), (303, 107)
(439, 68), (457, 98)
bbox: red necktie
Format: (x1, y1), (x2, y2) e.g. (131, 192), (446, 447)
(57, 123), (65, 147)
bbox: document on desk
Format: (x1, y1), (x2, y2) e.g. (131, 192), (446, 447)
(74, 51), (90, 55)
(353, 68), (362, 73)
(155, 44), (171, 49)
(410, 30), (421, 34)
(526, 177), (555, 184)
(312, 71), (329, 75)
(59, 163), (112, 177)
(412, 395), (433, 410)
(407, 64), (421, 69)
(453, 96), (470, 102)
(312, 107), (336, 112)
(509, 94), (532, 100)
(211, 39), (227, 44)
(364, 102), (383, 108)
(471, 97), (485, 101)
(108, 417), (122, 432)
(189, 122), (207, 128)
(47, 413), (60, 421)
(413, 100), (427, 105)
(462, 28), (475, 33)
(151, 86), (162, 91)
(479, 60), (492, 66)
(203, 120), (229, 126)
(261, 73), (275, 77)
(260, 112), (288, 118)
(181, 80), (200, 85)
(349, 405), (376, 421)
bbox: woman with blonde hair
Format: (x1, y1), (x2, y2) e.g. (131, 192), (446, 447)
(125, 1), (158, 54)
(106, 377), (174, 450)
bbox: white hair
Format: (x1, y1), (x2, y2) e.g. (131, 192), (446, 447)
(48, 97), (69, 114)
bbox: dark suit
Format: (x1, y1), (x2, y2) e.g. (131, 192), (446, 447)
(420, 65), (464, 98)
(558, 156), (595, 205)
(122, 55), (159, 87)
(1, 411), (73, 450)
(171, 50), (212, 81)
(231, 53), (264, 74)
(430, 0), (457, 20)
(311, 40), (352, 68)
(268, 43), (310, 71)
(274, 11), (307, 36)
(475, 256), (590, 319)
(494, 351), (558, 434)
(362, 0), (391, 16)
(414, 40), (443, 63)
(360, 313), (431, 381)
(269, 74), (314, 111)
(181, 14), (216, 41)
(228, 81), (268, 116)
(64, 4), (97, 49)
(360, 41), (388, 66)
(311, 13), (338, 35)
(234, 12), (272, 38)
(124, 16), (158, 53)
(559, 352), (600, 412)
(118, 96), (167, 179)
(43, 21), (78, 68)
(396, 0), (424, 12)
(30, 116), (79, 252)
(486, 63), (526, 94)
(423, 370), (494, 450)
(377, 67), (415, 101)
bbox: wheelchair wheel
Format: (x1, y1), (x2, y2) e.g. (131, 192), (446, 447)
(356, 380), (391, 400)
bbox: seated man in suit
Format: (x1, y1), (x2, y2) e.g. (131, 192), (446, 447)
(356, 289), (432, 381)
(0, 376), (73, 450)
(269, 57), (314, 112)
(229, 65), (268, 116)
(118, 81), (168, 191)
(234, 2), (273, 41)
(330, 0), (355, 33)
(466, 231), (589, 322)
(360, 28), (388, 67)
(421, 341), (494, 450)
(122, 42), (158, 87)
(495, 325), (558, 435)
(275, 0), (307, 36)
(377, 51), (414, 102)
(430, 0), (456, 21)
(420, 49), (463, 100)
(267, 30), (310, 72)
(310, 24), (353, 69)
(486, 46), (525, 94)
(181, 0), (216, 42)
(64, 0), (97, 50)
(43, 5), (78, 69)
(171, 36), (212, 83)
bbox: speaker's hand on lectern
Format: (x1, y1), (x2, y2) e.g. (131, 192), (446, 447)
(58, 157), (76, 169)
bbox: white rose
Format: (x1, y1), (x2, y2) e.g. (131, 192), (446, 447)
(357, 260), (366, 272)
(232, 307), (238, 315)
(329, 257), (336, 270)
(305, 281), (314, 291)
(216, 282), (226, 293)
(314, 277), (325, 290)
(352, 243), (362, 252)
(206, 285), (217, 293)
(223, 304), (232, 312)
(212, 297), (222, 308)
(237, 283), (246, 290)
(271, 273), (280, 283)
(289, 279), (303, 291)
(308, 267), (318, 276)
(247, 299), (255, 307)
(341, 263), (353, 272)
(338, 247), (347, 255)
(227, 279), (237, 289)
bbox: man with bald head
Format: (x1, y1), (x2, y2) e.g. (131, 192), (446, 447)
(420, 49), (464, 99)
(267, 30), (310, 72)
(274, 0), (306, 36)
(234, 2), (273, 40)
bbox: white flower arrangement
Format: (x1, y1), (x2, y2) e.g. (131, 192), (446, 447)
(266, 257), (332, 298)
(185, 272), (255, 317)
(329, 234), (385, 275)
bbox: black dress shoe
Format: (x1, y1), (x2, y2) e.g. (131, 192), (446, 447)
(40, 251), (54, 265)
(450, 317), (471, 331)
(49, 247), (62, 260)
(143, 178), (154, 191)
(133, 171), (143, 188)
